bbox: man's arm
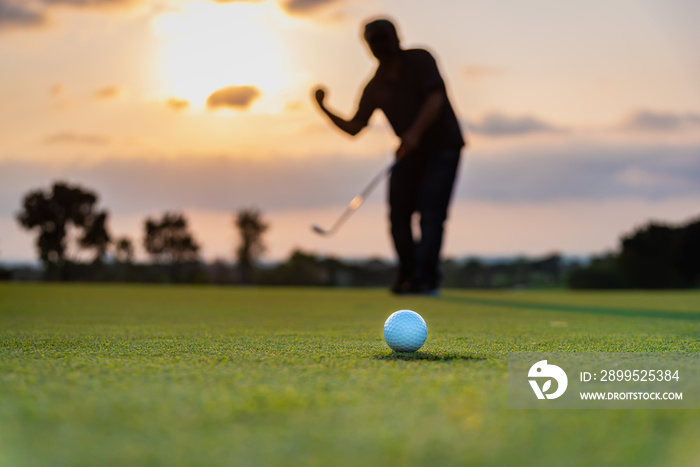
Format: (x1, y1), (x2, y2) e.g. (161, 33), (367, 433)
(396, 90), (444, 159)
(314, 87), (371, 136)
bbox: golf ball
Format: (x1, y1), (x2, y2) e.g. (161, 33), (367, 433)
(383, 309), (427, 352)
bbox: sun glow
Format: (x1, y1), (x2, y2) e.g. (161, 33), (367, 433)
(152, 1), (291, 111)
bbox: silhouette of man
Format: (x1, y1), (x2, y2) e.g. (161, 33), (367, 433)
(314, 18), (465, 295)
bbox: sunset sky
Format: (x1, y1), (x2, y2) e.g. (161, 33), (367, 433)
(1, 0), (699, 263)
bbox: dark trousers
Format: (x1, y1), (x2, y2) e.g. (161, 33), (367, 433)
(389, 148), (461, 287)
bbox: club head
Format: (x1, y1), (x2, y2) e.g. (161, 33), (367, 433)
(311, 224), (328, 236)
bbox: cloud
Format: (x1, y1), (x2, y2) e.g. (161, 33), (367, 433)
(0, 0), (139, 32)
(461, 143), (700, 203)
(2, 141), (700, 222)
(206, 86), (261, 110)
(280, 0), (340, 15)
(613, 167), (682, 189)
(50, 84), (65, 97)
(619, 110), (700, 132)
(0, 155), (399, 216)
(43, 132), (112, 145)
(466, 113), (564, 137)
(0, 1), (46, 31)
(42, 0), (140, 9)
(93, 85), (124, 100)
(166, 97), (190, 111)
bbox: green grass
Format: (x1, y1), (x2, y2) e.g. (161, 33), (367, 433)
(1, 284), (700, 466)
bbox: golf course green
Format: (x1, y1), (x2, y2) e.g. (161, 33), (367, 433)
(1, 284), (699, 466)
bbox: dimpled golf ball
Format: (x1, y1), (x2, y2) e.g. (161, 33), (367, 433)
(383, 309), (427, 352)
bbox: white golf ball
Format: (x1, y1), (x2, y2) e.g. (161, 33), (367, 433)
(383, 309), (427, 352)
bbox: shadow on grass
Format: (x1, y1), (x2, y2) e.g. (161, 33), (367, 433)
(373, 351), (486, 362)
(441, 295), (700, 322)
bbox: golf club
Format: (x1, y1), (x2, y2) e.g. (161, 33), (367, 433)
(311, 159), (397, 237)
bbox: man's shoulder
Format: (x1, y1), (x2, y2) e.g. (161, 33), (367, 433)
(403, 48), (435, 61)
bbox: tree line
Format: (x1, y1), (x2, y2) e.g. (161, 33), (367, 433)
(13, 181), (267, 283)
(7, 180), (574, 287)
(6, 180), (699, 289)
(568, 218), (700, 289)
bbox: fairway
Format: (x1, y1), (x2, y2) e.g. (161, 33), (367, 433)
(1, 284), (700, 466)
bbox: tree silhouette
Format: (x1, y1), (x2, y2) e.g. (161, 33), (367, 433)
(115, 236), (135, 263)
(570, 216), (700, 289)
(567, 253), (628, 289)
(618, 223), (684, 288)
(235, 209), (268, 284)
(618, 218), (700, 288)
(676, 218), (700, 286)
(273, 250), (326, 286)
(144, 212), (200, 265)
(80, 211), (110, 262)
(16, 181), (111, 277)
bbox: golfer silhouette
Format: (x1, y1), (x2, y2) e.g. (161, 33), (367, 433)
(314, 18), (465, 295)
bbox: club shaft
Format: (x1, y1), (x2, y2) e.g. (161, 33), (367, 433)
(319, 160), (396, 236)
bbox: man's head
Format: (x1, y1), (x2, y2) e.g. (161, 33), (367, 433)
(363, 18), (401, 62)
